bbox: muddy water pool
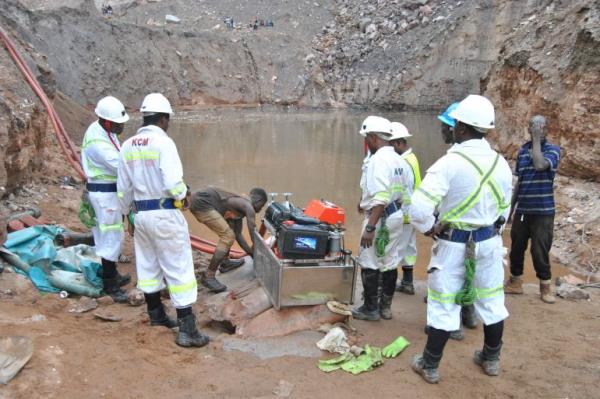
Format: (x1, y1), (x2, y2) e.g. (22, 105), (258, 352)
(166, 108), (567, 281)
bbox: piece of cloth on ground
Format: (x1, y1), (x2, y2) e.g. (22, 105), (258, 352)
(3, 226), (103, 294)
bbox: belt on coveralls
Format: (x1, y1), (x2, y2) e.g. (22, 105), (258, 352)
(438, 225), (496, 243)
(134, 198), (178, 212)
(383, 200), (402, 217)
(86, 182), (117, 192)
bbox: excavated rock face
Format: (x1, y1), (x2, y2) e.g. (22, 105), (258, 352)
(484, 2), (600, 180)
(0, 43), (49, 193)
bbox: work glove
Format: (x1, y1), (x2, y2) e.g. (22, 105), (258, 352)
(317, 352), (353, 373)
(381, 336), (410, 358)
(340, 345), (383, 375)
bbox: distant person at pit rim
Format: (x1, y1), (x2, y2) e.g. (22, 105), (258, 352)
(190, 186), (268, 293)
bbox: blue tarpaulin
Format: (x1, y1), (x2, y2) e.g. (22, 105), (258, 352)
(3, 226), (103, 295)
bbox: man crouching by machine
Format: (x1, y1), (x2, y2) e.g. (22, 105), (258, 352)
(190, 186), (268, 293)
(353, 116), (411, 321)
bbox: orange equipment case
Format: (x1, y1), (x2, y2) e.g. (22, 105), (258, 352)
(304, 199), (345, 225)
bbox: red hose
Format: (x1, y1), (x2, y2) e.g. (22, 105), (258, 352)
(0, 26), (245, 258)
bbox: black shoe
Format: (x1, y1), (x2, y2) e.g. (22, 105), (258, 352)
(148, 306), (178, 329)
(103, 277), (128, 303)
(200, 275), (227, 293)
(218, 258), (245, 274)
(117, 272), (131, 287)
(176, 314), (210, 348)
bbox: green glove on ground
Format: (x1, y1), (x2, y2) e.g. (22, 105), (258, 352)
(318, 352), (354, 373)
(340, 345), (383, 375)
(381, 336), (410, 358)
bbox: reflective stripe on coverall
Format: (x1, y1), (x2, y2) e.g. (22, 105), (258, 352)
(409, 139), (512, 331)
(81, 121), (123, 262)
(397, 148), (421, 266)
(358, 146), (411, 271)
(117, 125), (196, 308)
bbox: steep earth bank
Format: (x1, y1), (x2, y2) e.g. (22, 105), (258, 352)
(0, 29), (54, 197)
(484, 2), (600, 180)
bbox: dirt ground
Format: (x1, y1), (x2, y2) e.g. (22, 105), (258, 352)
(1, 127), (600, 399)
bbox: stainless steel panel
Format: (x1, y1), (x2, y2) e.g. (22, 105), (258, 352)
(280, 263), (356, 307)
(253, 231), (356, 309)
(253, 230), (281, 308)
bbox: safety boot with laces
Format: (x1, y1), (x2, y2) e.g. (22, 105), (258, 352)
(504, 275), (523, 294)
(473, 343), (502, 376)
(539, 279), (556, 303)
(176, 314), (210, 348)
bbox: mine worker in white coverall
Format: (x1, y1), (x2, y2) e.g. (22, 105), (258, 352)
(352, 116), (411, 321)
(409, 95), (512, 384)
(388, 121), (421, 296)
(81, 96), (130, 303)
(117, 93), (209, 348)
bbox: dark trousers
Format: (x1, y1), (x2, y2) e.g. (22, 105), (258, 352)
(509, 213), (554, 281)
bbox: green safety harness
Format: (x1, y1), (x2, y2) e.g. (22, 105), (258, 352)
(445, 152), (505, 306)
(455, 237), (477, 306)
(374, 214), (390, 258)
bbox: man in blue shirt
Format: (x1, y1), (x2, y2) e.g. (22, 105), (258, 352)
(505, 115), (561, 303)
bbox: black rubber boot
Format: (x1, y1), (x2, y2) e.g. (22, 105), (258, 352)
(176, 314), (210, 348)
(411, 349), (442, 384)
(461, 304), (478, 329)
(218, 258), (245, 274)
(379, 269), (397, 320)
(396, 280), (415, 295)
(352, 269), (380, 321)
(474, 343), (502, 376)
(117, 272), (131, 287)
(148, 305), (178, 329)
(379, 294), (393, 320)
(103, 276), (128, 303)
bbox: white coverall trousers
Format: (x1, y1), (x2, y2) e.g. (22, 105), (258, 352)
(358, 211), (404, 272)
(426, 235), (508, 331)
(397, 222), (417, 266)
(89, 191), (123, 262)
(134, 209), (197, 308)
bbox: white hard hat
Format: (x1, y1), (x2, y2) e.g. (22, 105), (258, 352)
(140, 93), (173, 115)
(359, 116), (392, 137)
(389, 122), (412, 140)
(449, 94), (495, 131)
(95, 96), (129, 124)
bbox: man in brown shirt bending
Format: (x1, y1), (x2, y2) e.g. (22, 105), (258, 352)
(190, 186), (267, 293)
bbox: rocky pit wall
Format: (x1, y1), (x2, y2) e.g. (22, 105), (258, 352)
(0, 0), (598, 187)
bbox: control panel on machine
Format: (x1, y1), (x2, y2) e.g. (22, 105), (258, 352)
(263, 194), (348, 262)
